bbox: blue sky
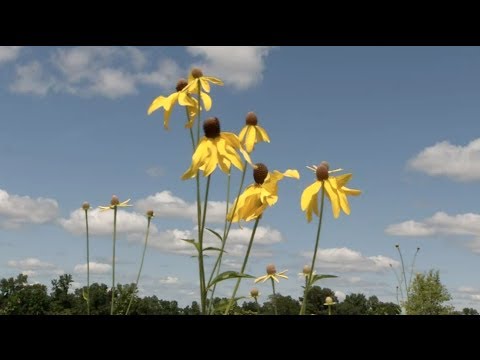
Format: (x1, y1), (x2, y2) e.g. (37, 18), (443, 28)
(1, 46), (480, 310)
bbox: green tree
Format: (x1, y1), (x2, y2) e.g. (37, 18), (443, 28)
(366, 295), (401, 315)
(74, 283), (110, 315)
(404, 269), (453, 315)
(262, 294), (300, 315)
(301, 286), (337, 315)
(49, 274), (78, 314)
(336, 293), (369, 315)
(462, 307), (479, 315)
(0, 274), (50, 315)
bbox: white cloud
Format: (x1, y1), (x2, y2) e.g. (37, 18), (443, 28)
(135, 191), (227, 223)
(456, 286), (480, 304)
(0, 188), (59, 229)
(186, 46), (274, 90)
(146, 166), (165, 178)
(301, 247), (399, 273)
(8, 258), (56, 270)
(90, 68), (137, 98)
(74, 262), (111, 274)
(385, 220), (437, 236)
(136, 58), (182, 88)
(159, 276), (179, 285)
(0, 46), (23, 64)
(10, 61), (55, 96)
(408, 138), (480, 181)
(59, 207), (156, 236)
(334, 290), (346, 302)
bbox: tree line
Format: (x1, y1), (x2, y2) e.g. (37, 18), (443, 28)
(0, 271), (477, 315)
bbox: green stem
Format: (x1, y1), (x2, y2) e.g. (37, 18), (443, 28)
(328, 305), (332, 316)
(207, 161), (248, 311)
(224, 216), (261, 315)
(223, 174), (231, 238)
(84, 209), (90, 316)
(300, 187), (325, 315)
(396, 246), (409, 301)
(111, 206), (117, 315)
(186, 107), (196, 151)
(271, 278), (278, 315)
(125, 216), (152, 315)
(408, 247), (420, 293)
(197, 175), (211, 314)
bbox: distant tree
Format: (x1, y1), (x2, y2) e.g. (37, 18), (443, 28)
(262, 294), (300, 315)
(49, 274), (77, 314)
(404, 269), (453, 315)
(241, 301), (261, 315)
(75, 283), (110, 315)
(0, 274), (50, 315)
(336, 293), (369, 315)
(183, 301), (201, 315)
(300, 286), (337, 315)
(366, 295), (401, 315)
(462, 307), (479, 315)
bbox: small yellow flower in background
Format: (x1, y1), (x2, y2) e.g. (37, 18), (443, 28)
(183, 68), (224, 111)
(301, 162), (361, 222)
(181, 117), (253, 179)
(298, 264), (316, 278)
(99, 195), (132, 211)
(238, 112), (271, 153)
(249, 287), (260, 300)
(255, 264), (288, 284)
(82, 202), (90, 211)
(147, 78), (198, 130)
(228, 163), (299, 222)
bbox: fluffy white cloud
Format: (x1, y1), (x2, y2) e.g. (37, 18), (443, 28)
(334, 290), (346, 302)
(301, 247), (399, 273)
(74, 262), (111, 274)
(10, 61), (55, 96)
(135, 191), (227, 223)
(159, 276), (179, 285)
(60, 207), (156, 236)
(456, 286), (480, 304)
(0, 188), (59, 229)
(0, 46), (22, 64)
(385, 220), (437, 236)
(136, 58), (182, 88)
(7, 258), (56, 270)
(186, 46), (274, 90)
(408, 139), (480, 181)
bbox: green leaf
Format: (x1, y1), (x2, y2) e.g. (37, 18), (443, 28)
(182, 238), (200, 252)
(82, 289), (89, 301)
(310, 274), (338, 286)
(206, 228), (223, 243)
(203, 247), (227, 253)
(207, 271), (255, 289)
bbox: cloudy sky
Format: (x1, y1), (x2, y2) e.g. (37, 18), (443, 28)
(1, 46), (480, 310)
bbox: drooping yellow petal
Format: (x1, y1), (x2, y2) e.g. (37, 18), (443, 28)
(335, 173), (353, 188)
(256, 125), (271, 143)
(221, 132), (241, 148)
(182, 139), (209, 180)
(185, 78), (199, 94)
(301, 181), (322, 211)
(147, 92), (178, 115)
(203, 141), (218, 176)
(254, 274), (269, 284)
(178, 92), (196, 107)
(163, 105), (174, 130)
(203, 76), (224, 86)
(324, 180), (340, 218)
(338, 189), (350, 215)
(216, 139), (231, 174)
(238, 126), (248, 142)
(200, 92), (212, 111)
(342, 186), (362, 196)
(311, 190), (319, 217)
(200, 78), (210, 93)
(245, 126), (256, 153)
(283, 169), (300, 179)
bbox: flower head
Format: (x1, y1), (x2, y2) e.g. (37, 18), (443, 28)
(181, 117), (253, 179)
(147, 78), (199, 130)
(227, 163), (299, 222)
(299, 265), (316, 278)
(99, 195), (132, 212)
(183, 67), (224, 111)
(146, 210), (155, 219)
(82, 202), (90, 211)
(254, 264), (288, 284)
(238, 112), (271, 153)
(301, 162), (361, 222)
(324, 296), (336, 306)
(249, 287), (260, 299)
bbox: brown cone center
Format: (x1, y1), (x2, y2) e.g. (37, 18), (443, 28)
(316, 164), (329, 181)
(266, 264), (277, 275)
(176, 78), (188, 92)
(203, 117), (221, 138)
(245, 112), (258, 126)
(191, 68), (203, 78)
(110, 195), (120, 206)
(253, 163), (269, 184)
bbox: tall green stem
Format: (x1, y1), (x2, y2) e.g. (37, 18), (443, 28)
(224, 216), (261, 315)
(197, 175), (211, 314)
(396, 246), (409, 301)
(271, 278), (278, 315)
(408, 247), (420, 292)
(207, 161), (248, 311)
(125, 216), (152, 315)
(84, 209), (90, 315)
(111, 206), (117, 315)
(300, 187), (325, 315)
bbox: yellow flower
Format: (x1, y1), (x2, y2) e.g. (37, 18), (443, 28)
(301, 162), (361, 222)
(183, 67), (223, 111)
(227, 163), (299, 222)
(99, 195), (132, 212)
(181, 117), (253, 179)
(147, 78), (198, 130)
(238, 112), (271, 153)
(324, 296), (336, 306)
(298, 265), (316, 278)
(254, 264), (288, 284)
